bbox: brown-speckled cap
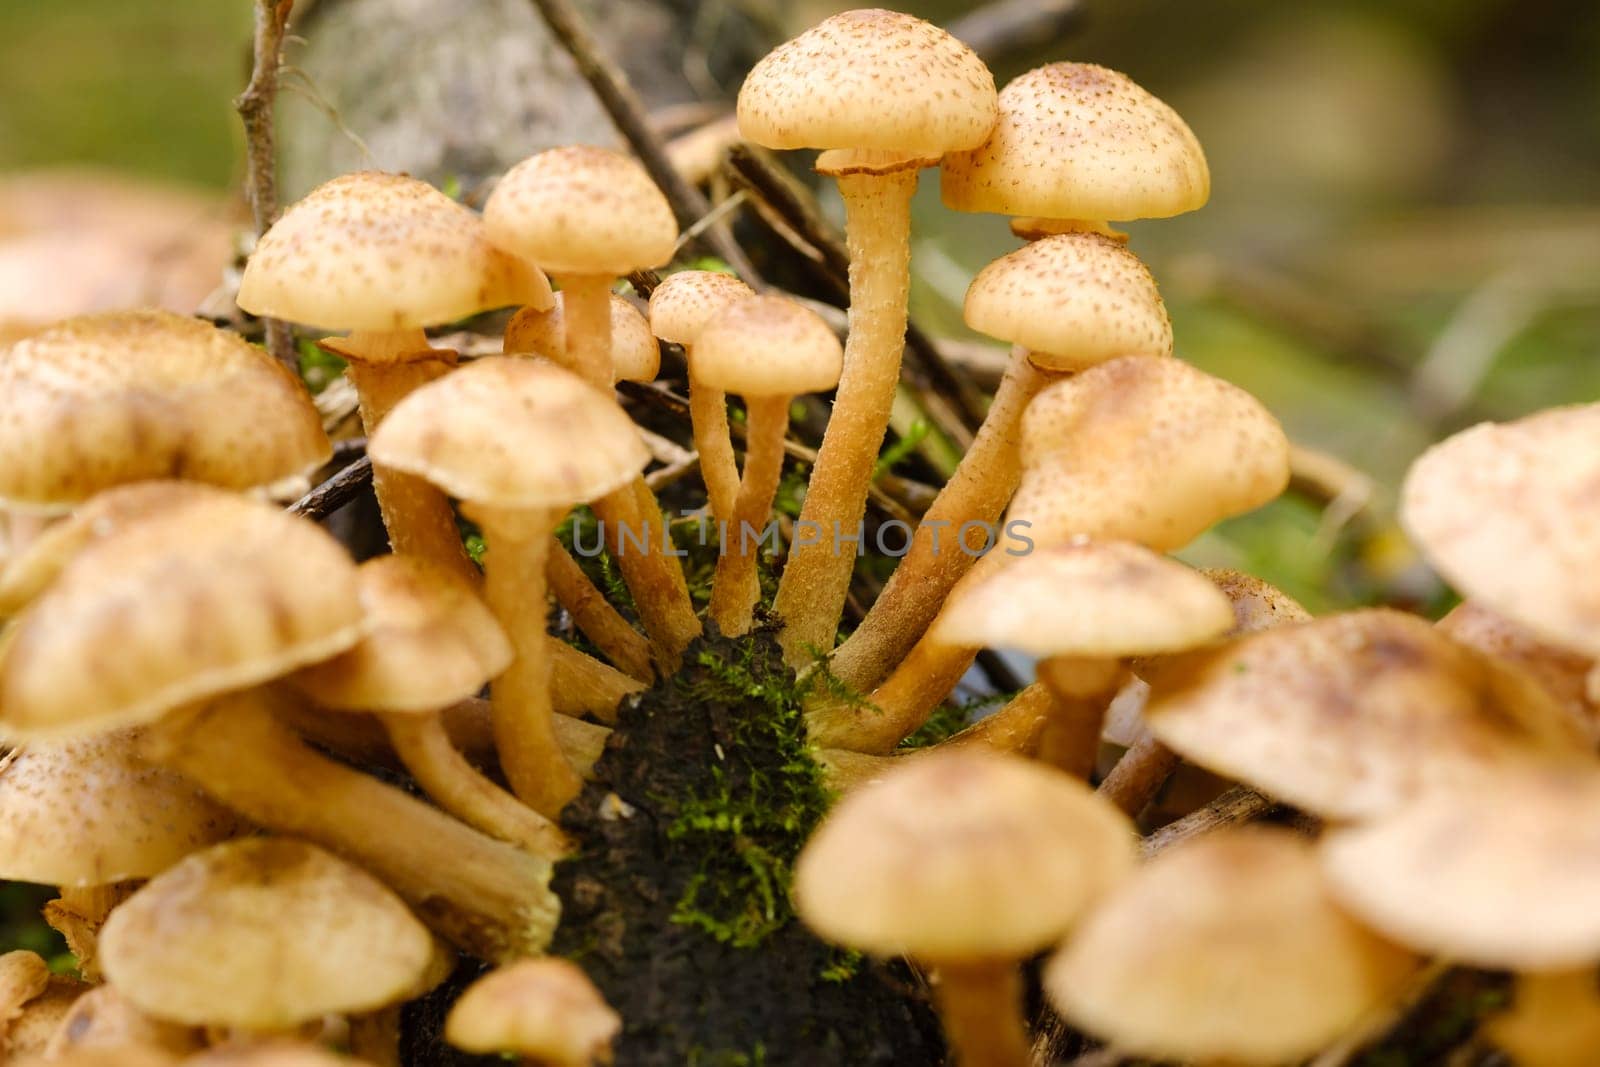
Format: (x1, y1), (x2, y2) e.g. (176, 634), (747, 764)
(943, 63), (1209, 221)
(505, 290), (661, 383)
(445, 958), (620, 1066)
(692, 295), (843, 397)
(647, 270), (753, 347)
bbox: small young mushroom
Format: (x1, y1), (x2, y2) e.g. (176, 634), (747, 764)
(445, 958), (621, 1067)
(794, 749), (1135, 1067)
(739, 9), (999, 665)
(694, 295), (843, 636)
(368, 357), (648, 817)
(1047, 827), (1417, 1065)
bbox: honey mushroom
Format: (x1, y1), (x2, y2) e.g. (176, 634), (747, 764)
(238, 172), (552, 586)
(1438, 600), (1598, 742)
(445, 958), (621, 1067)
(42, 984), (203, 1059)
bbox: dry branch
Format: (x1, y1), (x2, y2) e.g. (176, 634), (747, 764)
(237, 0), (296, 370)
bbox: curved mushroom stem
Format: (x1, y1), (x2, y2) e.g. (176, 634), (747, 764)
(943, 682), (1053, 757)
(591, 481), (699, 672)
(828, 348), (1055, 690)
(471, 503), (581, 819)
(549, 643), (644, 724)
(545, 538), (654, 682)
(380, 711), (571, 856)
(929, 958), (1031, 1067)
(708, 394), (790, 636)
(1098, 734), (1182, 818)
(551, 273), (615, 388)
(773, 169), (918, 666)
(1035, 657), (1127, 781)
(689, 366), (741, 527)
(43, 884), (135, 981)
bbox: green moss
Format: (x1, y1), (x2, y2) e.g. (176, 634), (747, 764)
(296, 337), (346, 394)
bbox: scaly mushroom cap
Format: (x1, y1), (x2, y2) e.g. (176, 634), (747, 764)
(737, 9), (997, 161)
(1440, 601), (1596, 741)
(484, 147), (677, 276)
(647, 270), (753, 346)
(1402, 404), (1600, 657)
(963, 233), (1172, 371)
(238, 171), (552, 334)
(0, 311), (329, 514)
(100, 838), (435, 1029)
(692, 295), (844, 397)
(1008, 356), (1289, 550)
(445, 958), (621, 1066)
(1048, 828), (1417, 1065)
(932, 539), (1233, 659)
(368, 357), (649, 509)
(0, 734), (239, 886)
(291, 555), (512, 713)
(1202, 568), (1313, 634)
(1145, 609), (1585, 820)
(0, 487), (364, 738)
(1323, 759), (1600, 969)
(943, 63), (1210, 221)
(794, 749), (1136, 960)
(504, 291), (661, 383)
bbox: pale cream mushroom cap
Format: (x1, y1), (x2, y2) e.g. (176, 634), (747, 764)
(504, 291), (662, 383)
(368, 357), (648, 509)
(0, 949), (49, 1019)
(445, 958), (620, 1066)
(0, 311), (329, 514)
(1201, 568), (1313, 634)
(647, 270), (752, 346)
(1440, 600), (1596, 741)
(693, 295), (844, 397)
(1048, 828), (1417, 1065)
(484, 147), (677, 276)
(5, 975), (87, 1061)
(794, 749), (1136, 960)
(964, 234), (1171, 371)
(186, 1045), (351, 1067)
(238, 171), (552, 333)
(737, 9), (997, 158)
(943, 63), (1210, 221)
(100, 838), (435, 1029)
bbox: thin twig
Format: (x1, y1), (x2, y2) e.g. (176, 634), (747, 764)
(945, 0), (1085, 63)
(237, 0), (296, 371)
(1140, 786), (1278, 857)
(289, 456), (372, 521)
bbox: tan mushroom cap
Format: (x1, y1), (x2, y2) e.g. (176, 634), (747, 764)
(12, 1047), (179, 1067)
(943, 63), (1210, 221)
(100, 838), (435, 1028)
(1323, 759), (1600, 969)
(445, 958), (620, 1066)
(291, 555), (512, 713)
(0, 311), (330, 514)
(368, 357), (648, 509)
(794, 749), (1136, 960)
(1402, 404), (1600, 656)
(1440, 601), (1596, 740)
(1009, 356), (1290, 550)
(737, 9), (997, 158)
(185, 1044), (352, 1067)
(505, 291), (661, 384)
(1202, 568), (1313, 634)
(1048, 828), (1417, 1065)
(6, 976), (87, 1061)
(932, 539), (1232, 659)
(647, 270), (753, 346)
(1144, 609), (1584, 820)
(1, 949), (49, 1017)
(238, 171), (552, 334)
(485, 147), (677, 276)
(692, 295), (844, 397)
(0, 734), (239, 886)
(963, 234), (1172, 371)
(0, 487), (364, 739)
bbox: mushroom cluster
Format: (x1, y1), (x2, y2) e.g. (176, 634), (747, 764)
(1, 6), (1592, 1067)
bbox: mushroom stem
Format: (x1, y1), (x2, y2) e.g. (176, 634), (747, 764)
(943, 682), (1053, 757)
(380, 711), (572, 857)
(1036, 657), (1127, 781)
(472, 504), (582, 819)
(549, 642), (645, 724)
(591, 480), (699, 671)
(828, 348), (1054, 689)
(1098, 734), (1181, 818)
(689, 368), (741, 527)
(545, 538), (654, 681)
(773, 169), (918, 665)
(550, 273), (615, 388)
(708, 394), (790, 636)
(930, 958), (1032, 1067)
(140, 692), (561, 960)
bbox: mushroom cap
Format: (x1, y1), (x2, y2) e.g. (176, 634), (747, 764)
(0, 733), (239, 886)
(11, 1048), (179, 1067)
(932, 539), (1233, 659)
(484, 147), (677, 276)
(692, 295), (844, 397)
(793, 749), (1136, 960)
(5, 976), (88, 1061)
(0, 949), (50, 1016)
(368, 357), (648, 509)
(504, 291), (661, 383)
(0, 487), (364, 739)
(943, 63), (1210, 222)
(1201, 568), (1314, 634)
(1439, 601), (1596, 741)
(100, 838), (435, 1028)
(238, 171), (552, 333)
(647, 270), (753, 346)
(291, 555), (512, 713)
(1048, 828), (1417, 1065)
(737, 9), (997, 157)
(185, 1044), (352, 1067)
(1009, 356), (1289, 551)
(445, 958), (620, 1066)
(1144, 608), (1585, 820)
(1322, 759), (1600, 969)
(0, 310), (330, 514)
(1401, 404), (1600, 657)
(963, 234), (1172, 370)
